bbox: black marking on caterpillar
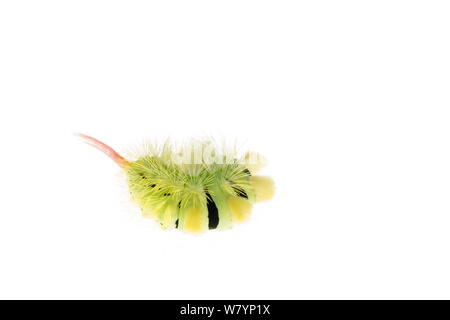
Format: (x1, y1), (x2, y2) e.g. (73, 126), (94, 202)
(205, 190), (219, 230)
(232, 186), (248, 199)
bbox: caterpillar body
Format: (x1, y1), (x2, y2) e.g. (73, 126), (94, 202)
(77, 133), (274, 233)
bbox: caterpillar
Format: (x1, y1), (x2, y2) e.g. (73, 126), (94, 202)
(77, 133), (274, 233)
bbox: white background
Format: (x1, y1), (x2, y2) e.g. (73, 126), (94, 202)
(0, 1), (449, 299)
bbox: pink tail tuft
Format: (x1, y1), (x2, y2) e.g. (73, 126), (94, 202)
(75, 133), (129, 169)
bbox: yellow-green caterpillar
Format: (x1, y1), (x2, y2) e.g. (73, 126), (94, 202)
(77, 133), (274, 233)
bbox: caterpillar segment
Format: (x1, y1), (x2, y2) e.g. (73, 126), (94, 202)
(77, 133), (274, 233)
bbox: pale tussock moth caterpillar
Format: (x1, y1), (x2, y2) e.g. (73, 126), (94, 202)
(77, 133), (274, 233)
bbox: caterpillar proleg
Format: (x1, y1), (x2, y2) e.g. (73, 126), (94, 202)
(77, 133), (274, 233)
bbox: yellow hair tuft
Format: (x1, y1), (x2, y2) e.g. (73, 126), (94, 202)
(228, 197), (253, 222)
(249, 176), (275, 202)
(184, 206), (207, 233)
